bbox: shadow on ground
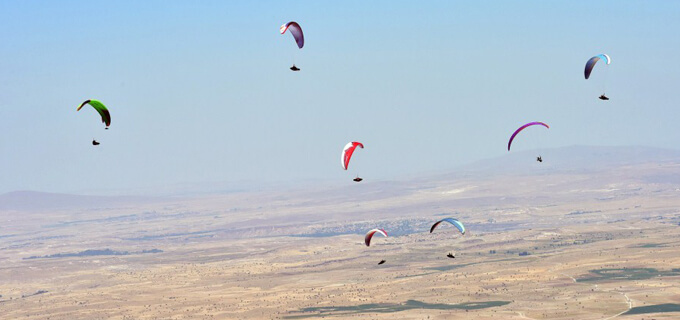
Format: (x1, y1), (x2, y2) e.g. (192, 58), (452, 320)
(577, 268), (680, 282)
(624, 303), (680, 315)
(284, 300), (510, 319)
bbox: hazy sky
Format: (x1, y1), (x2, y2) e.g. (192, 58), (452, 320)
(0, 1), (678, 195)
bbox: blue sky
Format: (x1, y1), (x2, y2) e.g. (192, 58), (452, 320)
(0, 1), (678, 194)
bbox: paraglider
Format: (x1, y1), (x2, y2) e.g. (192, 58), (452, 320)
(280, 21), (304, 71)
(77, 99), (111, 128)
(584, 54), (611, 80)
(342, 141), (364, 182)
(341, 142), (363, 170)
(378, 260), (386, 265)
(430, 218), (466, 235)
(585, 54), (611, 100)
(364, 228), (387, 247)
(431, 218), (465, 259)
(92, 140), (100, 146)
(507, 122), (549, 161)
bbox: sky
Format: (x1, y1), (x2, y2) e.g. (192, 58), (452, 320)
(0, 1), (679, 195)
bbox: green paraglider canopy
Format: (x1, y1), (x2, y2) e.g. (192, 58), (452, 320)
(77, 99), (110, 128)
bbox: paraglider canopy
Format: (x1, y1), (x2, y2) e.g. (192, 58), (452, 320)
(92, 140), (100, 146)
(342, 142), (364, 170)
(280, 21), (304, 49)
(378, 260), (386, 265)
(290, 65), (300, 71)
(77, 99), (111, 128)
(353, 177), (363, 182)
(365, 228), (387, 247)
(584, 54), (611, 80)
(430, 218), (466, 235)
(507, 122), (549, 151)
(447, 253), (455, 259)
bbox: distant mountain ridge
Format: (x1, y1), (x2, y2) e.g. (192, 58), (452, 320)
(0, 191), (155, 211)
(2, 145), (679, 210)
(457, 145), (680, 176)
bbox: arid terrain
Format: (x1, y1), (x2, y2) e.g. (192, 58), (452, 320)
(1, 146), (680, 319)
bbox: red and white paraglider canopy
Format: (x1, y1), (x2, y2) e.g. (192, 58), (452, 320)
(365, 228), (388, 247)
(341, 141), (364, 170)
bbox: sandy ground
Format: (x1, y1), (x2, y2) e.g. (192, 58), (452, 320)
(2, 162), (680, 319)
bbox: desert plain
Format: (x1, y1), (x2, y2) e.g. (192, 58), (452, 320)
(1, 146), (680, 319)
